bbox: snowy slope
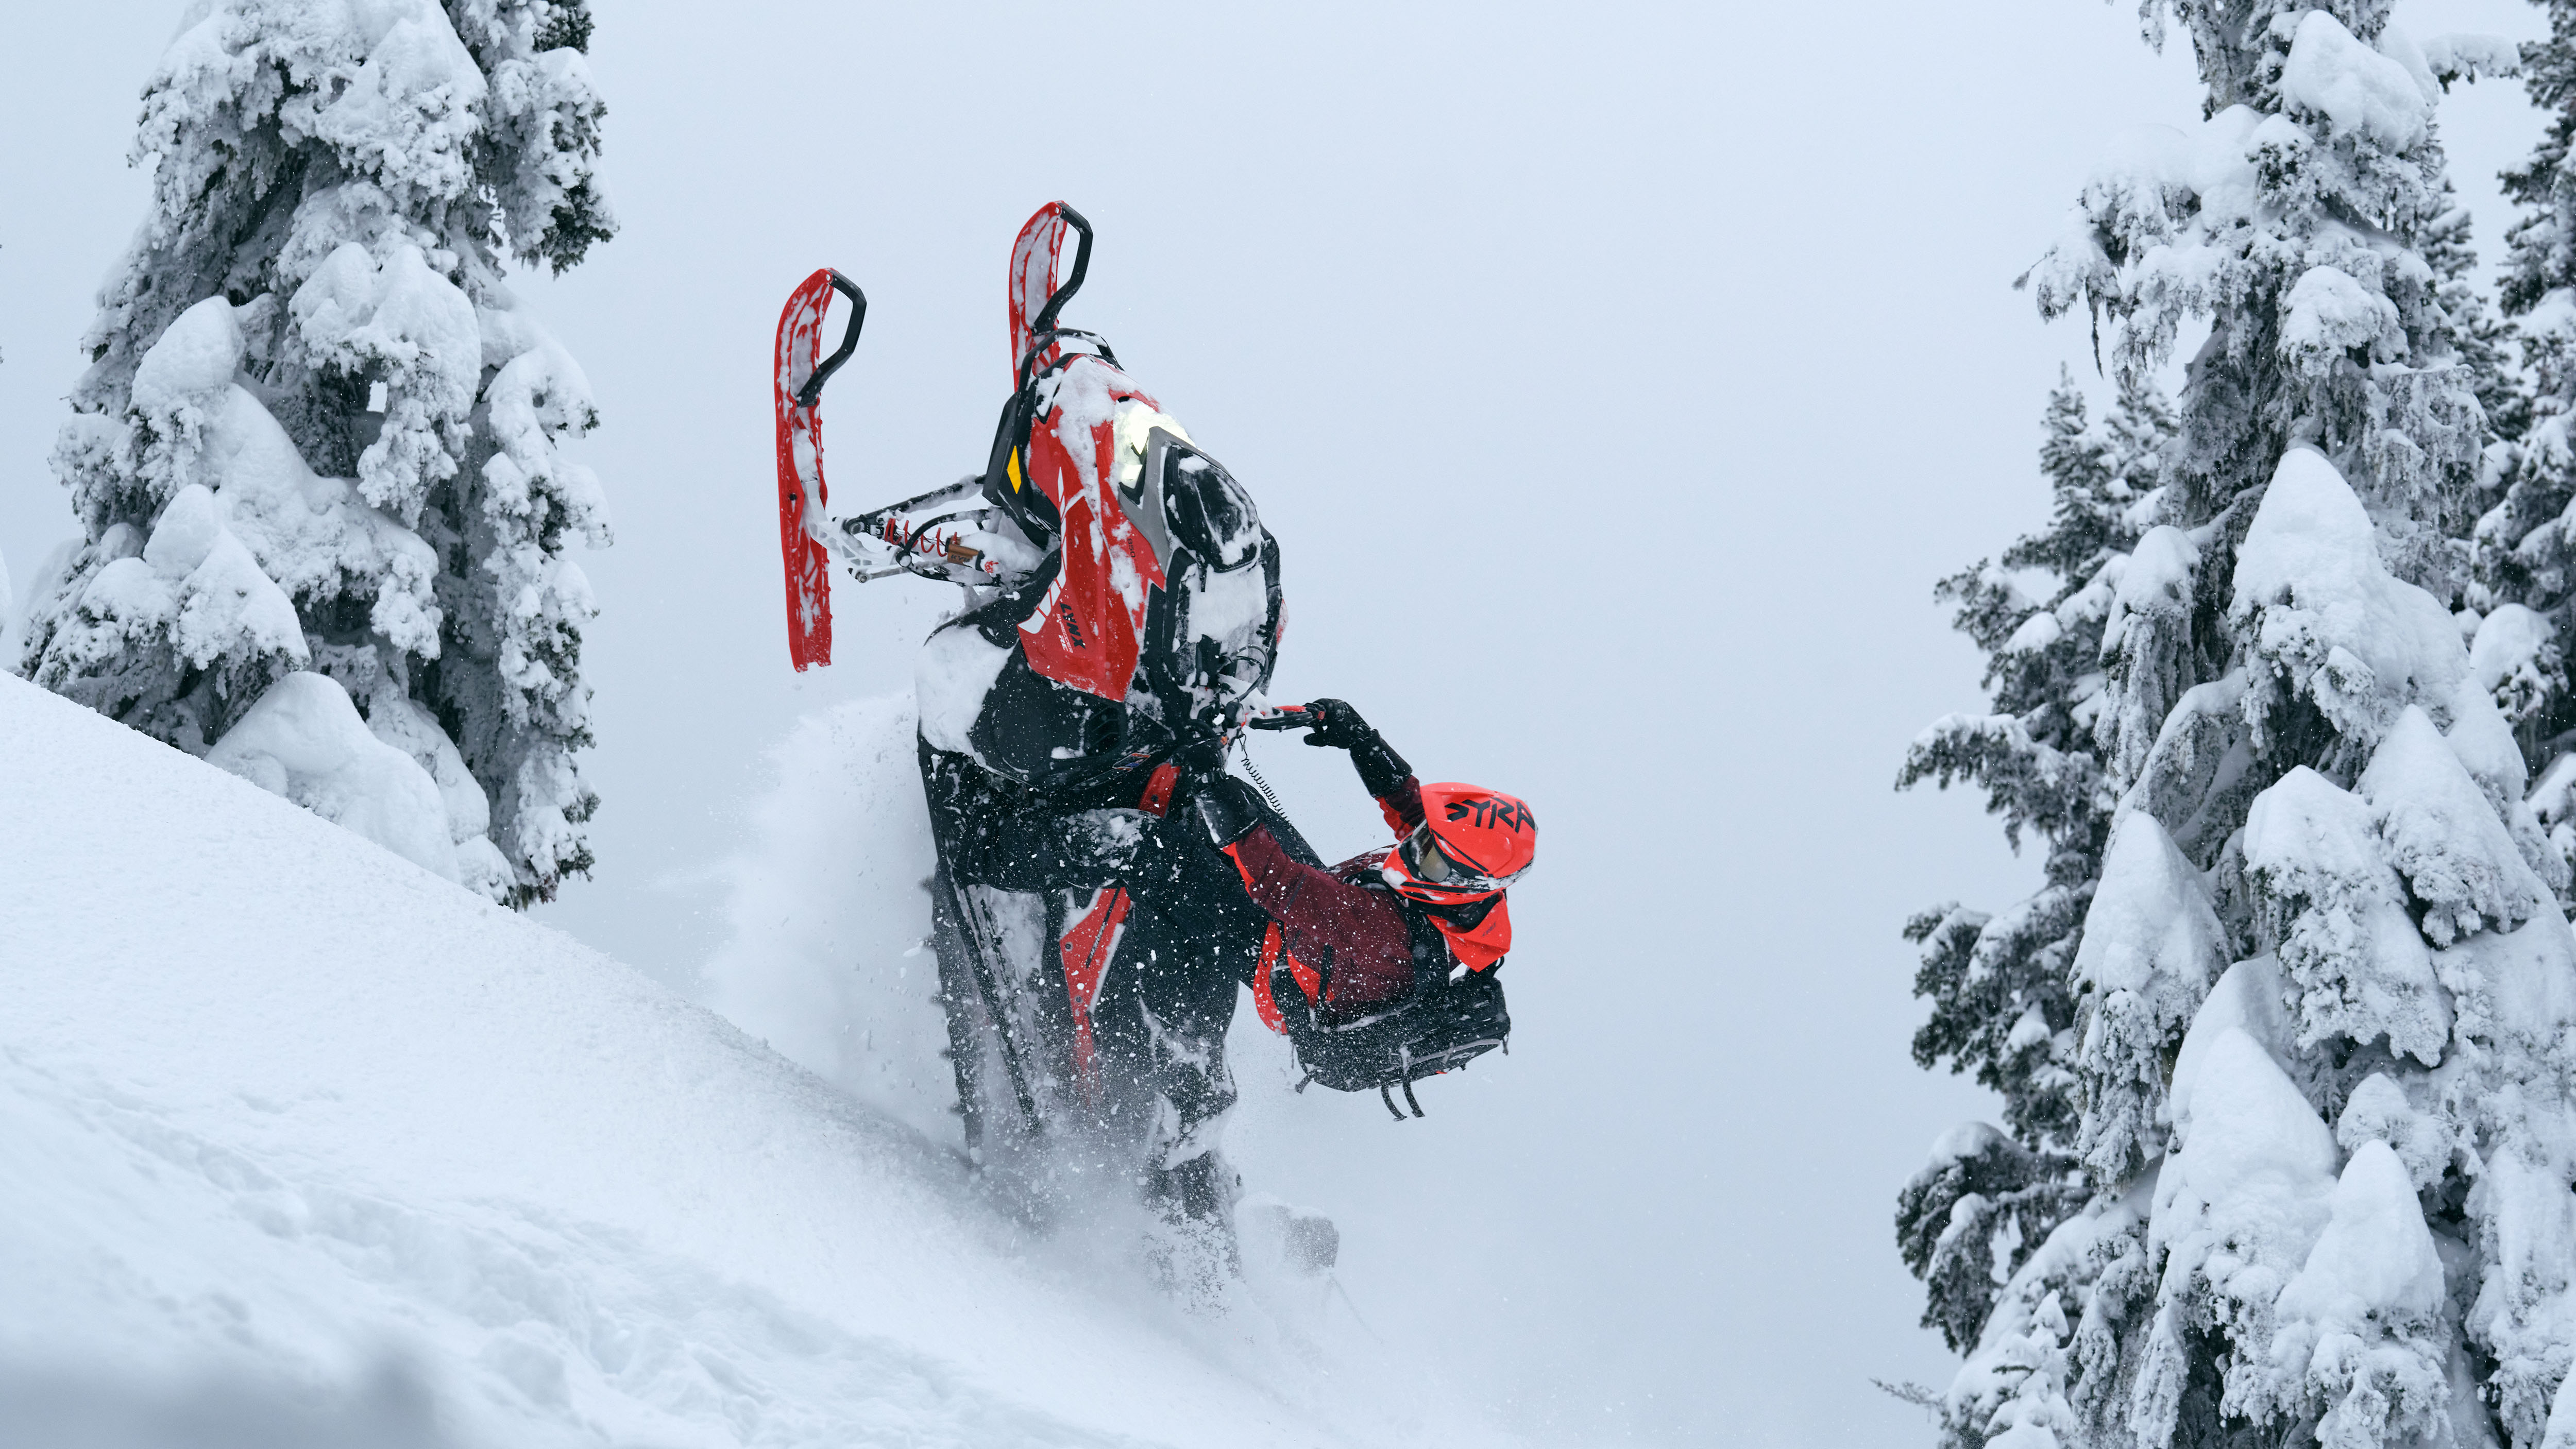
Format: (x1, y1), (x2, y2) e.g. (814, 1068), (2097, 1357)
(0, 674), (1482, 1448)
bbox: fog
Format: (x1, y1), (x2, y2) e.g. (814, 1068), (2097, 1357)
(0, 2), (2550, 1444)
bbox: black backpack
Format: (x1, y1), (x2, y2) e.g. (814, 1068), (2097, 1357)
(1265, 894), (1512, 1119)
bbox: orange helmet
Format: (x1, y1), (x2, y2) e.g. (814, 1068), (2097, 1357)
(1382, 783), (1537, 903)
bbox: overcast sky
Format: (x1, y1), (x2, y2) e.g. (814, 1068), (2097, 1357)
(0, 3), (2555, 1445)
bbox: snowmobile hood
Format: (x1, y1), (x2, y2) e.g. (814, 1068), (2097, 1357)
(977, 202), (1283, 718)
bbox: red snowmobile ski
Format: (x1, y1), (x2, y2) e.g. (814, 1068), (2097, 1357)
(771, 269), (863, 670)
(769, 250), (1055, 669)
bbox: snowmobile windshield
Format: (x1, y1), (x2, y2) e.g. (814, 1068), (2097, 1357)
(1162, 448), (1263, 571)
(1397, 823), (1523, 896)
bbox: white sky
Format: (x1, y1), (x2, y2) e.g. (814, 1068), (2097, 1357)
(0, 2), (2554, 1445)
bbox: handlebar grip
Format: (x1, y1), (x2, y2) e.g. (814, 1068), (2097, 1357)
(1246, 708), (1311, 732)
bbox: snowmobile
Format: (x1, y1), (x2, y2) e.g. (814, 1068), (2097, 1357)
(768, 203), (1511, 1223)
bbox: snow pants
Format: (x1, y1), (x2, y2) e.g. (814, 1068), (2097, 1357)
(1095, 790), (1325, 1222)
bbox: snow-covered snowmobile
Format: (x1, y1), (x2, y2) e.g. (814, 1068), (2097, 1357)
(772, 203), (1286, 1222)
(768, 203), (1526, 1234)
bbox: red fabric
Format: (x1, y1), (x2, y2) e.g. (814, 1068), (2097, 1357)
(1285, 941), (1323, 1005)
(1223, 773), (1517, 1025)
(1241, 924), (1327, 1033)
(1057, 886), (1130, 1086)
(1249, 923), (1286, 1032)
(1221, 832), (1415, 1011)
(1377, 776), (1423, 837)
(1433, 895), (1512, 971)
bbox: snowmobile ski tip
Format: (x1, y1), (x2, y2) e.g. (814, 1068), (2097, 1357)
(795, 271), (867, 410)
(1008, 202), (1093, 380)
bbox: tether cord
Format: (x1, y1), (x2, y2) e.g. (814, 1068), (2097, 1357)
(1236, 740), (1289, 817)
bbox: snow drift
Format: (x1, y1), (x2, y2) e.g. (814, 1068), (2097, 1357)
(698, 692), (956, 1147)
(0, 673), (1488, 1448)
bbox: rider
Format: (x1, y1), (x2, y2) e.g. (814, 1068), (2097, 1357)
(1180, 698), (1534, 1029)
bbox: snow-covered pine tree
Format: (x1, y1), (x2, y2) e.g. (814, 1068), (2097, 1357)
(2425, 182), (2528, 453)
(1917, 9), (2576, 1449)
(17, 0), (613, 905)
(1896, 369), (2171, 1354)
(2480, 0), (2576, 885)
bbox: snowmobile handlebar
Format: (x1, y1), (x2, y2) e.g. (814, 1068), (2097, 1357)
(1246, 705), (1315, 732)
(791, 270), (867, 410)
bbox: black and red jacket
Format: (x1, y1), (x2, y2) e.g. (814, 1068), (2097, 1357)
(1212, 773), (1512, 1032)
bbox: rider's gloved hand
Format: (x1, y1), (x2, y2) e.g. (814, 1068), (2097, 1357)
(1298, 698), (1375, 750)
(1295, 698), (1412, 799)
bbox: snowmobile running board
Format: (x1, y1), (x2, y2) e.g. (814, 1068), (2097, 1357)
(932, 859), (1045, 1140)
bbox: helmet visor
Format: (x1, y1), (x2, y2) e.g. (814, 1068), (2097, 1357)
(1397, 823), (1524, 896)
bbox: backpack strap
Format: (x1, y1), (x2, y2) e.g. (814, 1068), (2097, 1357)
(1248, 919), (1325, 1036)
(1250, 922), (1286, 1034)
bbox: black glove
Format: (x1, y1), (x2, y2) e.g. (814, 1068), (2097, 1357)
(1190, 775), (1267, 847)
(1299, 698), (1375, 749)
(1298, 698), (1412, 799)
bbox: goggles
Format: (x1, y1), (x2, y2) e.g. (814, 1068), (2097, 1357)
(1396, 823), (1526, 896)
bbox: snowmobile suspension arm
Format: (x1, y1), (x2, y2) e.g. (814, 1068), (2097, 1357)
(806, 481), (1043, 585)
(812, 513), (988, 583)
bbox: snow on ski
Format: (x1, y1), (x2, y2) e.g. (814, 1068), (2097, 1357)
(772, 268), (863, 671)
